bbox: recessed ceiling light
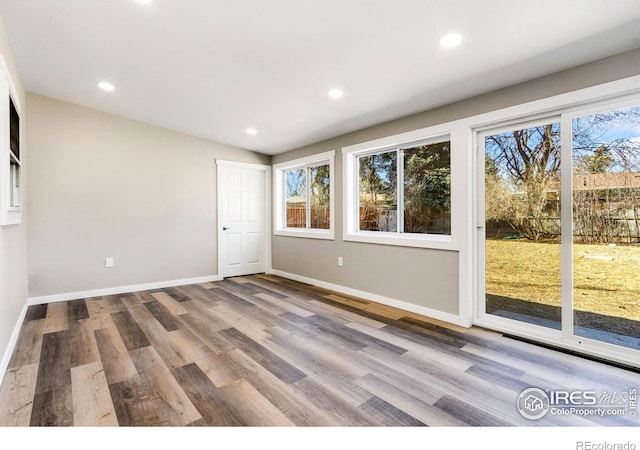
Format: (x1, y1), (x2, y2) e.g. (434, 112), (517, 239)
(246, 127), (258, 135)
(328, 88), (344, 99)
(136, 0), (152, 4)
(97, 81), (115, 92)
(439, 33), (462, 48)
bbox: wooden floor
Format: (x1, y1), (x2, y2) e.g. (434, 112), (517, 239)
(0, 274), (638, 426)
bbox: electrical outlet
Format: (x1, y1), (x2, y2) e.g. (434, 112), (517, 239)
(105, 257), (114, 268)
(338, 256), (343, 267)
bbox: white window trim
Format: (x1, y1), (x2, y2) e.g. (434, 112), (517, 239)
(343, 124), (468, 251)
(273, 150), (335, 240)
(0, 54), (21, 226)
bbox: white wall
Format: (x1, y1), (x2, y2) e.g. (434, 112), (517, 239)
(26, 94), (269, 299)
(0, 10), (27, 378)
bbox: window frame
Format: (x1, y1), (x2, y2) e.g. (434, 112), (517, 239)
(0, 55), (22, 226)
(472, 79), (640, 368)
(273, 150), (335, 240)
(356, 137), (452, 236)
(343, 126), (465, 250)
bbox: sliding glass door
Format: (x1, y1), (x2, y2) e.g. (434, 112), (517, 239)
(480, 119), (563, 331)
(477, 99), (640, 363)
(570, 103), (640, 351)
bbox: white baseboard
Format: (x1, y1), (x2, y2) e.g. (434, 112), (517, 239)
(0, 302), (28, 385)
(27, 274), (222, 305)
(1, 274), (222, 382)
(269, 269), (469, 327)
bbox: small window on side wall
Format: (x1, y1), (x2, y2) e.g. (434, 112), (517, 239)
(274, 150), (335, 240)
(0, 57), (22, 226)
(9, 97), (21, 210)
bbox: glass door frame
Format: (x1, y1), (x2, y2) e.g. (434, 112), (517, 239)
(474, 96), (640, 368)
(561, 96), (640, 362)
(475, 115), (564, 346)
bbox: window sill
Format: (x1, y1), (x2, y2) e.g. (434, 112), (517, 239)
(344, 231), (457, 250)
(1, 209), (21, 226)
(274, 228), (335, 240)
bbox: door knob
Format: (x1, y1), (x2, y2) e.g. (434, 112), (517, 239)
(222, 226), (230, 231)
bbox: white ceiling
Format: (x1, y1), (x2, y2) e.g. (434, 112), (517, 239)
(1, 0), (639, 155)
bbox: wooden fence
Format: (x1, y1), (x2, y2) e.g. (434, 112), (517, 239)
(286, 207), (330, 229)
(487, 216), (640, 244)
(286, 206), (451, 234)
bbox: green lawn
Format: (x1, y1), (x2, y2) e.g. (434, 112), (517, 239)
(485, 239), (640, 322)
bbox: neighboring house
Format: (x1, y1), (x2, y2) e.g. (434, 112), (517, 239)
(573, 171), (640, 193)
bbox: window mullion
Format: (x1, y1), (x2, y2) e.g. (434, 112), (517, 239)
(397, 149), (404, 234)
(282, 171), (287, 228)
(560, 114), (574, 341)
(306, 166), (311, 229)
(355, 155), (361, 232)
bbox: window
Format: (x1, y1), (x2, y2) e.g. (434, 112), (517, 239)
(358, 140), (451, 235)
(0, 56), (21, 226)
(274, 150), (335, 239)
(284, 163), (331, 229)
(344, 132), (454, 249)
(9, 97), (20, 210)
(359, 150), (397, 232)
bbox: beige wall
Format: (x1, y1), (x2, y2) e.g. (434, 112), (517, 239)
(27, 94), (269, 298)
(273, 236), (459, 313)
(0, 11), (27, 372)
(272, 48), (640, 318)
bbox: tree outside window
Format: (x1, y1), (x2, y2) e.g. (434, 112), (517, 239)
(285, 163), (330, 230)
(358, 140), (451, 235)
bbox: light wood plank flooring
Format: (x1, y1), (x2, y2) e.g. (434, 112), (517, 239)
(0, 274), (638, 426)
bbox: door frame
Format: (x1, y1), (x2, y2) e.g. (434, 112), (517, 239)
(474, 117), (564, 345)
(472, 89), (640, 368)
(216, 160), (272, 279)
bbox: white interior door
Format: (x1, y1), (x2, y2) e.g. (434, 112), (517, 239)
(217, 161), (270, 278)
